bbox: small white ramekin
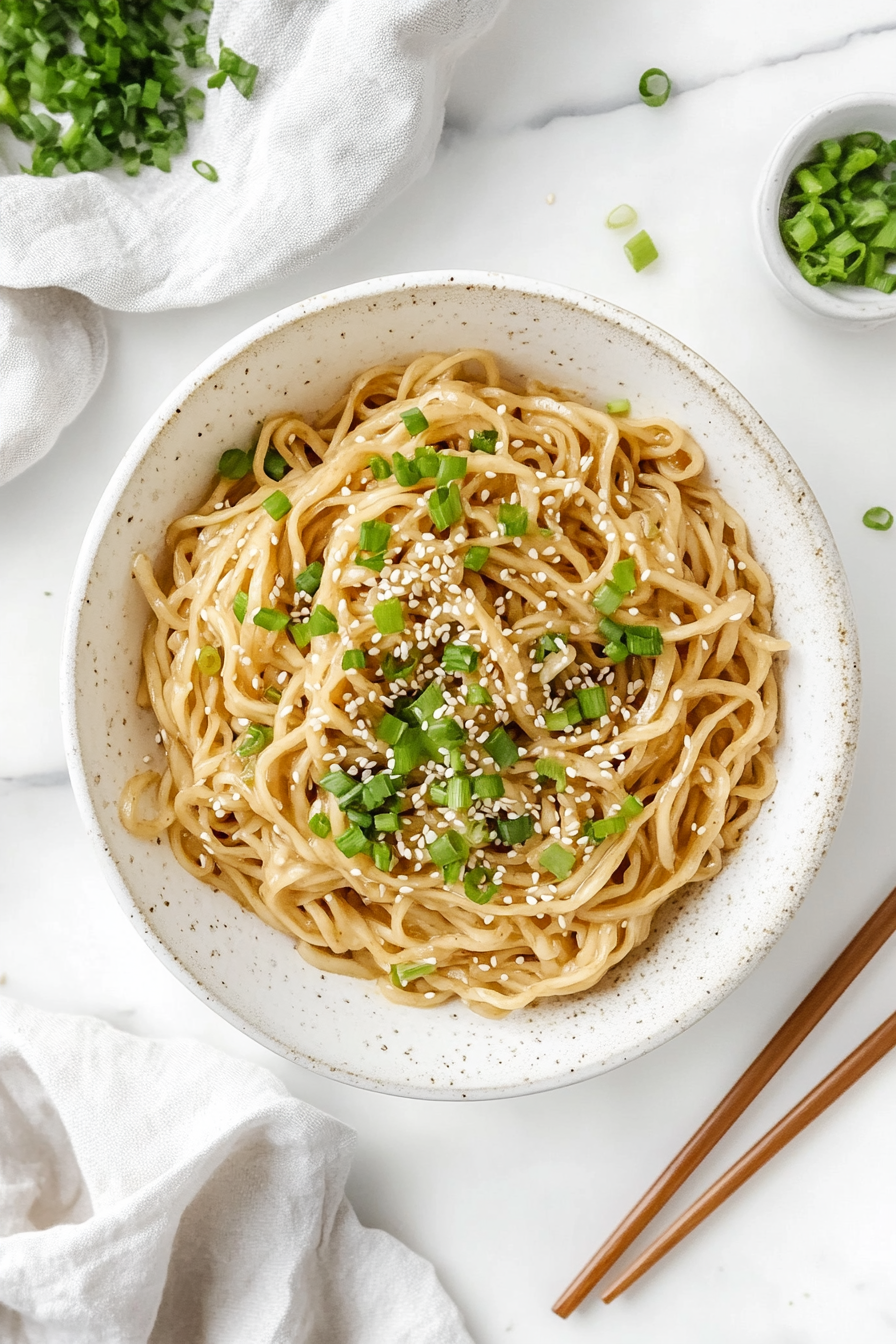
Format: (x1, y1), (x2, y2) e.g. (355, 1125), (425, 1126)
(756, 93), (896, 328)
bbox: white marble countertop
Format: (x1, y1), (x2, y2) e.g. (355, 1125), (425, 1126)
(4, 2), (896, 1339)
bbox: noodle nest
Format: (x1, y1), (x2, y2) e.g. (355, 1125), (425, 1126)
(121, 349), (786, 1018)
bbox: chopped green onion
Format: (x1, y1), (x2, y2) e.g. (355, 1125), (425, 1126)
(539, 842), (576, 881)
(294, 562), (324, 595)
(216, 46), (259, 99)
(342, 650), (367, 670)
(425, 718), (466, 750)
(377, 712), (408, 745)
(606, 205), (637, 230)
(625, 625), (664, 657)
(447, 776), (473, 810)
(369, 455), (392, 480)
(535, 632), (567, 661)
(464, 867), (499, 904)
(344, 806), (373, 831)
(373, 841), (394, 871)
(428, 831), (470, 867)
(466, 684), (493, 706)
(498, 503), (529, 536)
(537, 758), (567, 792)
(196, 645), (222, 676)
(495, 815), (534, 846)
(543, 700), (583, 731)
(193, 159), (218, 183)
(638, 68), (672, 107)
(575, 686), (608, 720)
(307, 604), (338, 637)
(442, 643), (479, 673)
(585, 815), (627, 840)
(373, 597), (405, 635)
(381, 649), (422, 680)
(414, 451), (440, 479)
(606, 398), (631, 415)
(613, 558), (637, 593)
(409, 681), (445, 726)
(319, 769), (363, 801)
(392, 454), (421, 487)
(359, 520), (391, 552)
(374, 812), (401, 833)
(335, 824), (371, 858)
(464, 545), (490, 571)
(263, 686), (282, 704)
(400, 405), (429, 432)
(390, 960), (435, 988)
(235, 724), (273, 759)
(592, 581), (624, 615)
(472, 772), (504, 799)
(400, 408), (429, 435)
(436, 455), (467, 486)
(624, 230), (659, 272)
(361, 774), (395, 809)
(252, 607), (288, 632)
(470, 429), (499, 453)
(233, 591), (249, 623)
(354, 551), (385, 572)
(863, 506), (894, 530)
(264, 449), (289, 481)
(262, 490), (291, 521)
(484, 726), (521, 769)
(218, 448), (251, 478)
(619, 794), (645, 820)
(392, 729), (429, 775)
(428, 483), (464, 531)
(603, 640), (629, 664)
(599, 616), (627, 643)
(309, 813), (331, 839)
(429, 782), (449, 806)
(288, 622), (310, 648)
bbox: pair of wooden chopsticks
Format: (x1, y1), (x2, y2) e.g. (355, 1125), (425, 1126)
(553, 883), (896, 1315)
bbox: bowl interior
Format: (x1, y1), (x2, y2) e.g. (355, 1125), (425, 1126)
(64, 273), (859, 1098)
(757, 94), (896, 322)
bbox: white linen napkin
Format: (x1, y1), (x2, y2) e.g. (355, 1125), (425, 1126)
(0, 0), (503, 486)
(0, 996), (473, 1344)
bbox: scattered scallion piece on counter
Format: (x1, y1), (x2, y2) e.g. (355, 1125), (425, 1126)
(638, 68), (672, 107)
(309, 813), (331, 839)
(625, 230), (659, 272)
(192, 160), (218, 182)
(400, 408), (429, 435)
(196, 645), (221, 675)
(863, 506), (894, 530)
(606, 204), (637, 230)
(212, 46), (259, 99)
(606, 398), (631, 415)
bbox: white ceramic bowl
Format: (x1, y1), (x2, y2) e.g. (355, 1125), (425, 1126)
(62, 272), (860, 1099)
(756, 93), (896, 328)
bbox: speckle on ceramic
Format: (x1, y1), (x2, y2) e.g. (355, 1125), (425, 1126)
(61, 272), (860, 1100)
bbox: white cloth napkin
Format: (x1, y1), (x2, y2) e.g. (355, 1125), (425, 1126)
(0, 0), (503, 485)
(0, 997), (473, 1344)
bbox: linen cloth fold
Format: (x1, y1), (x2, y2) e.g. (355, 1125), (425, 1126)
(0, 0), (503, 486)
(0, 997), (472, 1344)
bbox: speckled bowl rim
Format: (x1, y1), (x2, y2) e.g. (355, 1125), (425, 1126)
(62, 270), (860, 1099)
(755, 92), (896, 326)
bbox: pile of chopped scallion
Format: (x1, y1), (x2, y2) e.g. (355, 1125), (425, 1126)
(0, 0), (257, 178)
(779, 131), (896, 291)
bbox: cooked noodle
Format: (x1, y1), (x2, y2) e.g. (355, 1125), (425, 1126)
(121, 350), (786, 1018)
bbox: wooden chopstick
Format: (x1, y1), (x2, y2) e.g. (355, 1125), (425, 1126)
(552, 883), (896, 1317)
(601, 1008), (896, 1301)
